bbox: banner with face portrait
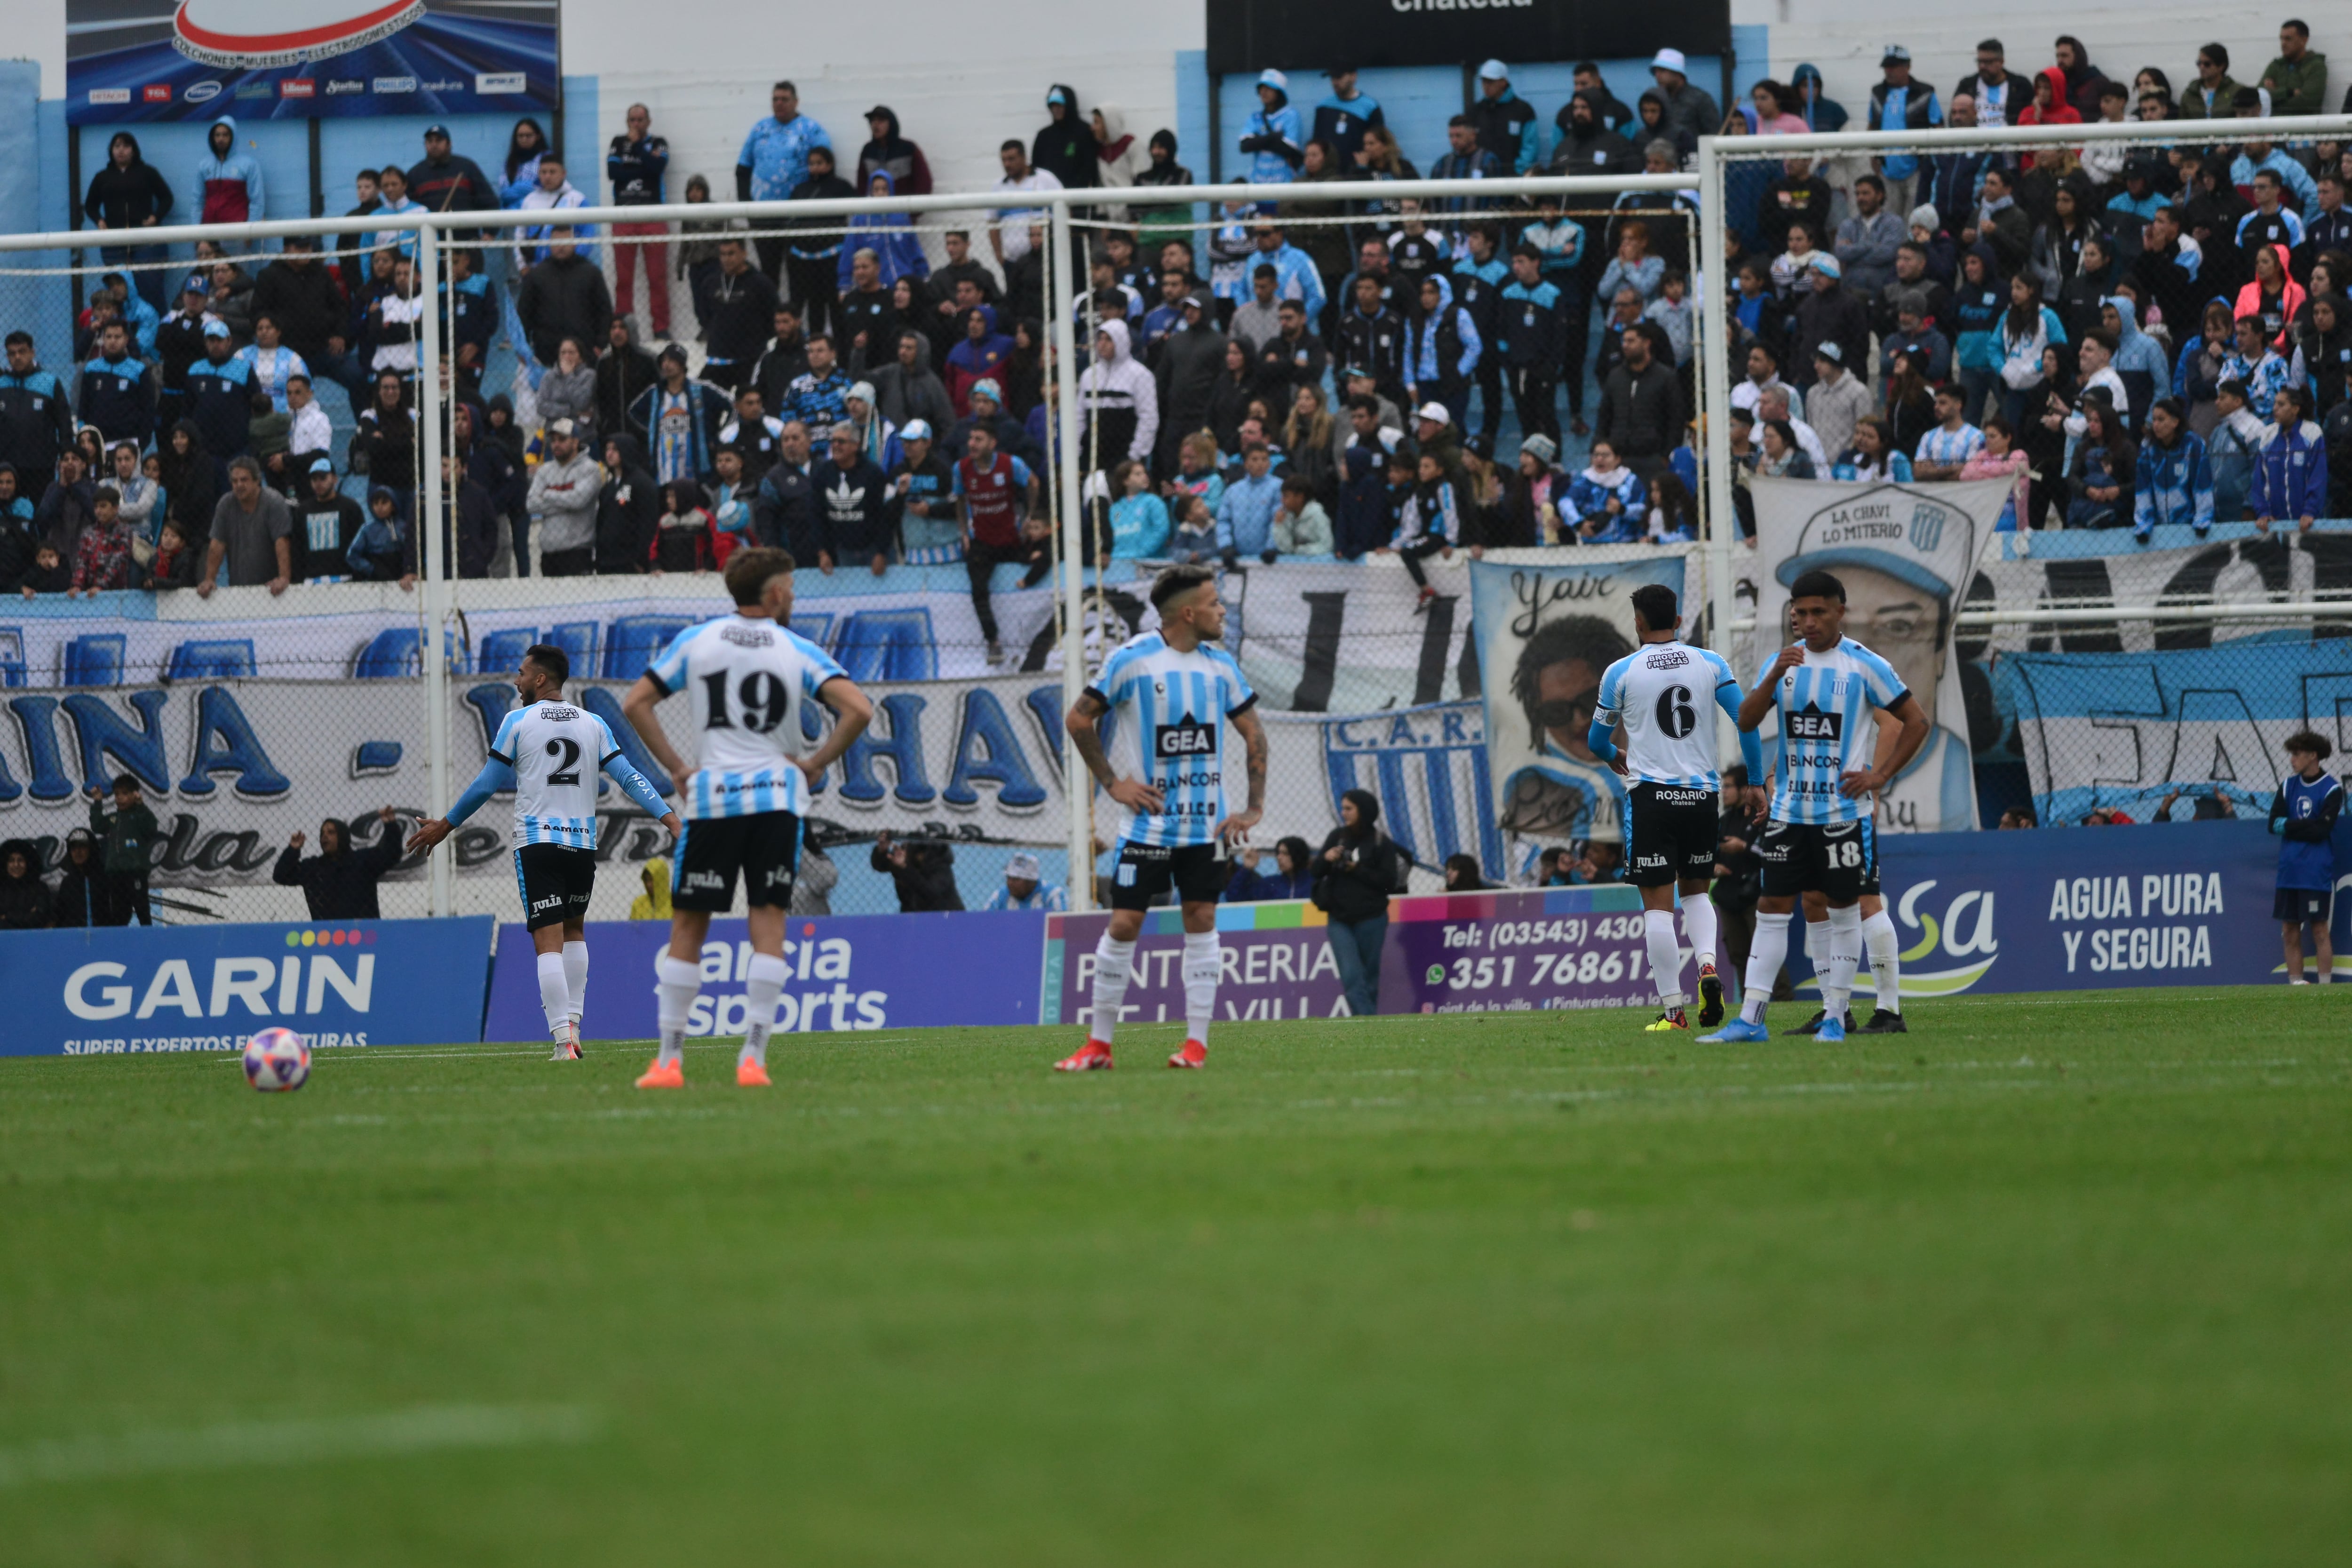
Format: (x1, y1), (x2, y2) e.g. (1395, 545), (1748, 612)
(1748, 477), (2010, 835)
(1467, 550), (1692, 880)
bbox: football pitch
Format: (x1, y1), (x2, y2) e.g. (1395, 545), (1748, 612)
(4, 991), (2348, 1565)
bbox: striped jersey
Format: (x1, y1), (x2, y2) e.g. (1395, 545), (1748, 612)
(1595, 640), (1740, 788)
(1755, 637), (1908, 825)
(1914, 422), (1984, 470)
(644, 615), (849, 820)
(1088, 632), (1257, 848)
(488, 700), (626, 849)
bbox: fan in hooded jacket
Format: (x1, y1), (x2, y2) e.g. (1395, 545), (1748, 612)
(1033, 86), (1099, 189)
(191, 117), (263, 226)
(1240, 70), (1306, 185)
(1078, 320), (1159, 469)
(856, 106), (933, 196)
(839, 169), (932, 291)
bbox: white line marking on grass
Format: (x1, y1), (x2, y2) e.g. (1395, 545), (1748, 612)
(0, 1404), (599, 1488)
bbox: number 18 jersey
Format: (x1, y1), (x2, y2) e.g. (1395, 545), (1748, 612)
(488, 700), (626, 849)
(644, 615), (849, 820)
(1594, 640), (1740, 789)
(1756, 636), (1907, 825)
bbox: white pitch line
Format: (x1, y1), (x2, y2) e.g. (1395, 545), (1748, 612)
(0, 1404), (598, 1488)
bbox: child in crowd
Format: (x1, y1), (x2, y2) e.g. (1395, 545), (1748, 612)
(651, 478), (723, 572)
(69, 487), (136, 596)
(1960, 416), (2033, 534)
(1386, 448), (1459, 607)
(1270, 473), (1332, 557)
(346, 488), (408, 582)
(146, 517), (203, 589)
(19, 544), (70, 597)
(2270, 729), (2343, 985)
(1106, 459), (1172, 559)
(1644, 270), (1693, 366)
(1168, 493), (1219, 563)
(2207, 380), (2264, 522)
(707, 446), (757, 554)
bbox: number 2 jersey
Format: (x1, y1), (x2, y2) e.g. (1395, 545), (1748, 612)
(1755, 637), (1908, 826)
(644, 615), (849, 820)
(485, 700), (662, 849)
(1593, 640), (1741, 789)
(1087, 632), (1257, 848)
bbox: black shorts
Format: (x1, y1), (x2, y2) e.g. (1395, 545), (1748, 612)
(1756, 818), (1876, 902)
(514, 844), (596, 931)
(1109, 839), (1227, 912)
(1626, 782), (1720, 887)
(672, 811), (801, 913)
(2276, 885), (2334, 924)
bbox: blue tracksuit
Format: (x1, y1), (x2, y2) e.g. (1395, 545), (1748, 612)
(2251, 420), (2329, 520)
(2133, 431), (2215, 534)
(76, 355), (152, 446)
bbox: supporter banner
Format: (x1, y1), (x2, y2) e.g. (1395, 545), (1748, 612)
(67, 0), (562, 123)
(1259, 700), (1498, 878)
(1042, 903), (1350, 1027)
(2001, 637), (2352, 826)
(1465, 551), (1690, 872)
(0, 915), (494, 1055)
(481, 910), (1046, 1041)
(1205, 0), (1730, 75)
(1747, 477), (2003, 834)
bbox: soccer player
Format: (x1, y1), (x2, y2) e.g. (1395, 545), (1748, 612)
(1585, 584), (1766, 1032)
(1058, 563), (1267, 1071)
(1701, 570), (1929, 1044)
(619, 547), (874, 1088)
(2270, 729), (2343, 985)
(407, 644), (679, 1058)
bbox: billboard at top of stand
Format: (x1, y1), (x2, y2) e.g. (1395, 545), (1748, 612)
(1204, 0), (1731, 75)
(66, 0), (561, 123)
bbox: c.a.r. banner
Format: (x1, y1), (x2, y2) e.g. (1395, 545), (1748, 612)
(482, 910), (1047, 1042)
(1465, 548), (1690, 872)
(0, 916), (495, 1055)
(1999, 635), (2352, 826)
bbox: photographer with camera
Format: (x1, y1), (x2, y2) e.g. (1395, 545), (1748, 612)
(871, 828), (964, 912)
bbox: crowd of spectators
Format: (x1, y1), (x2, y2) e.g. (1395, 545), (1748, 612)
(8, 28), (2352, 618)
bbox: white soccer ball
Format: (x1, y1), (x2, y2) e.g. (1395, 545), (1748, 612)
(243, 1027), (310, 1092)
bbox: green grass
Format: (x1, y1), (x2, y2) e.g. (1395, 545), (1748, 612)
(4, 991), (2350, 1566)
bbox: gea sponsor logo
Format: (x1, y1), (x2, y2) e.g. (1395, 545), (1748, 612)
(373, 76), (417, 93)
(87, 88), (132, 104)
(279, 78), (315, 98)
(143, 84), (173, 103)
(475, 72), (527, 94)
(183, 80), (222, 103)
(325, 79), (365, 96)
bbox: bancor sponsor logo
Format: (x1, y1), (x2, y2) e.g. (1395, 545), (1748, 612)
(64, 951), (374, 1022)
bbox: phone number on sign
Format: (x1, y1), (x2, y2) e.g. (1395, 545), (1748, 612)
(1485, 915), (1647, 947)
(1431, 945), (1651, 991)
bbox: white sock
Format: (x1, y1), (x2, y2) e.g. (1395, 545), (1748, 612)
(654, 954), (701, 1065)
(1182, 930), (1222, 1045)
(1089, 934), (1136, 1044)
(740, 952), (790, 1067)
(535, 951), (571, 1040)
(1681, 891), (1720, 972)
(1645, 908), (1685, 1009)
(1740, 912), (1791, 1024)
(1824, 904), (1863, 1021)
(1806, 919), (1832, 1013)
(562, 939), (588, 1028)
(1861, 909), (1900, 1014)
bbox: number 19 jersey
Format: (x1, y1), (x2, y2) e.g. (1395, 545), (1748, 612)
(644, 615), (849, 820)
(1087, 632), (1257, 848)
(489, 700), (626, 849)
(1756, 637), (1908, 825)
(1594, 640), (1740, 789)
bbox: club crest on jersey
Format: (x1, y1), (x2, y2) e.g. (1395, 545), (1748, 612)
(1787, 704), (1842, 741)
(1154, 720), (1215, 757)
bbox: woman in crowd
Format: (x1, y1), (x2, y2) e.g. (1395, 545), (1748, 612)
(2178, 299), (2236, 435)
(1756, 418), (1816, 479)
(1832, 414), (1914, 482)
(1961, 415), (2033, 533)
(1312, 790), (1403, 1018)
(2064, 390), (2136, 528)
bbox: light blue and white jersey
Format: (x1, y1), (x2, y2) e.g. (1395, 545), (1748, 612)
(1755, 637), (1909, 825)
(979, 881), (1070, 912)
(489, 700), (626, 850)
(645, 614), (849, 820)
(1089, 632), (1258, 849)
(1595, 640), (1739, 788)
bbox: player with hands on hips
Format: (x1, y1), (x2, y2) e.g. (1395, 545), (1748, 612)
(408, 644), (680, 1059)
(1059, 563), (1268, 1072)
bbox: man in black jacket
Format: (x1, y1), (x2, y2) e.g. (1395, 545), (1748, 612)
(595, 432), (658, 574)
(1155, 296), (1228, 474)
(514, 230), (613, 371)
(871, 830), (963, 911)
(405, 125), (498, 214)
(272, 809), (406, 920)
(290, 456), (364, 580)
(699, 237), (782, 393)
(811, 421), (890, 573)
(753, 422), (821, 561)
(1594, 322), (1683, 484)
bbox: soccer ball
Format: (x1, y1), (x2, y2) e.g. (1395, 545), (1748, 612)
(243, 1028), (310, 1092)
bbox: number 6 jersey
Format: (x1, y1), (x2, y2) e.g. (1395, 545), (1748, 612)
(1593, 640), (1741, 790)
(644, 615), (849, 819)
(487, 700), (634, 848)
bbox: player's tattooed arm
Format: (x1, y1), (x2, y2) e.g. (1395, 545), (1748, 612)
(1215, 705), (1269, 844)
(1067, 690), (1164, 812)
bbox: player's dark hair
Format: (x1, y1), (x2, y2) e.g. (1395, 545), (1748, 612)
(1629, 583), (1678, 633)
(2285, 729), (2333, 761)
(725, 545), (798, 605)
(522, 642), (570, 686)
(1788, 569), (1846, 603)
(1151, 562), (1216, 612)
(1510, 613), (1633, 747)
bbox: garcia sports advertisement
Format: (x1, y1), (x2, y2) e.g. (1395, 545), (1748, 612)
(65, 0), (560, 122)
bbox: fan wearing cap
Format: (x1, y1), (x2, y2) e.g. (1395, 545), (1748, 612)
(1467, 61), (1538, 175)
(407, 123), (498, 215)
(1646, 49), (1722, 159)
(883, 418), (959, 563)
(1239, 69), (1305, 186)
(979, 850), (1068, 912)
(1790, 255), (1868, 391)
(1865, 48), (1942, 216)
(289, 454), (364, 581)
(181, 318), (257, 465)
